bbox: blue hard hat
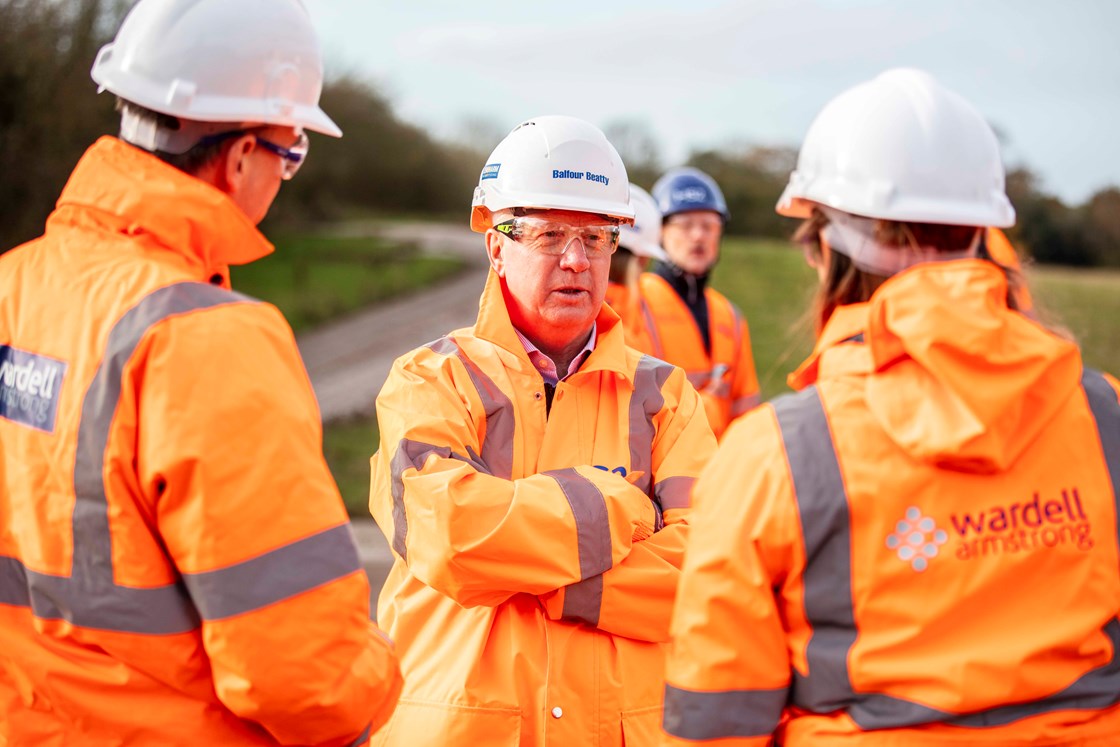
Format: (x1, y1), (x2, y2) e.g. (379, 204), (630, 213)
(651, 167), (729, 222)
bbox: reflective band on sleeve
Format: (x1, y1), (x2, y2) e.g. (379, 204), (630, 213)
(662, 683), (786, 739)
(181, 523), (362, 620)
(390, 438), (488, 561)
(426, 337), (515, 480)
(559, 575), (604, 626)
(629, 355), (673, 498)
(544, 468), (612, 624)
(654, 476), (694, 511)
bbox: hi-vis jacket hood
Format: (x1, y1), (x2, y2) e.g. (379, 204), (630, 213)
(0, 138), (400, 746)
(663, 258), (1120, 745)
(789, 260), (1080, 472)
(52, 136), (274, 275)
(370, 268), (716, 746)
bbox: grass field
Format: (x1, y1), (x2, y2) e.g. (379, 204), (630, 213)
(230, 234), (463, 332)
(323, 236), (1120, 517)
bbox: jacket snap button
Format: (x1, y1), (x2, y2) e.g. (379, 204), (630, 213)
(208, 273), (223, 285)
(551, 706), (563, 719)
(534, 391), (542, 400)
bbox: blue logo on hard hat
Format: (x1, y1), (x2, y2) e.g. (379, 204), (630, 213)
(481, 163), (501, 180)
(553, 169), (610, 186)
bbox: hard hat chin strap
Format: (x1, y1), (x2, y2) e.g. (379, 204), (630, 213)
(119, 106), (252, 155)
(818, 206), (981, 277)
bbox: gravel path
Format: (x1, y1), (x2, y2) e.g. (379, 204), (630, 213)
(296, 221), (488, 424)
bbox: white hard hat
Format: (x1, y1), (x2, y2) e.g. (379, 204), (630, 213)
(619, 184), (668, 261)
(777, 68), (1014, 228)
(470, 115), (635, 232)
(91, 0), (340, 151)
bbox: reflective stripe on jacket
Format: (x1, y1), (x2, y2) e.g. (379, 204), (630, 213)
(370, 269), (717, 746)
(663, 260), (1120, 745)
(605, 280), (658, 355)
(639, 272), (760, 439)
(0, 137), (401, 746)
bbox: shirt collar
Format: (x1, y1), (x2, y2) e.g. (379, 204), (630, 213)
(513, 324), (597, 386)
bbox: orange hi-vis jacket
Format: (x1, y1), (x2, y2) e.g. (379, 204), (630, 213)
(663, 259), (1120, 746)
(369, 270), (717, 746)
(638, 272), (760, 439)
(604, 280), (658, 355)
(0, 138), (402, 746)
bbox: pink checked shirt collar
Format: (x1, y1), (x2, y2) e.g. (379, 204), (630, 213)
(513, 324), (597, 386)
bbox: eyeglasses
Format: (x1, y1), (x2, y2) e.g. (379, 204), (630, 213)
(196, 129), (309, 180)
(493, 216), (621, 257)
(664, 214), (723, 235)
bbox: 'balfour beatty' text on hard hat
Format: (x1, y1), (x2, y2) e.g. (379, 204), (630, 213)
(91, 0), (340, 146)
(619, 184), (668, 261)
(776, 68), (1013, 228)
(652, 167), (729, 222)
(470, 116), (634, 232)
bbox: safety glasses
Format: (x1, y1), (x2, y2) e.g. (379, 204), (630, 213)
(196, 129), (309, 180)
(493, 216), (620, 257)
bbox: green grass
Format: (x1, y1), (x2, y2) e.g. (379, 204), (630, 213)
(710, 237), (819, 400)
(230, 234), (464, 332)
(323, 416), (380, 517)
(1028, 265), (1120, 375)
(319, 236), (1120, 517)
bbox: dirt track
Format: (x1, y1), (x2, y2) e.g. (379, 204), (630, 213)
(295, 221), (488, 423)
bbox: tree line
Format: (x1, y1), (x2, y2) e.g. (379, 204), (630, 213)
(2, 0), (1117, 267)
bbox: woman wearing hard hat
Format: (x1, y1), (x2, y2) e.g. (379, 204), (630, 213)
(662, 68), (1120, 745)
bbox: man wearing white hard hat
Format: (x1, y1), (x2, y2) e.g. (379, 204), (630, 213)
(662, 68), (1120, 745)
(369, 115), (716, 746)
(0, 1), (401, 744)
(604, 184), (668, 353)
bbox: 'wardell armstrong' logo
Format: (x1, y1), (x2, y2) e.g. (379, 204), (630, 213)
(0, 344), (67, 433)
(951, 489), (1093, 559)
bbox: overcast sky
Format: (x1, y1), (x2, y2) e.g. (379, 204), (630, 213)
(311, 0), (1119, 206)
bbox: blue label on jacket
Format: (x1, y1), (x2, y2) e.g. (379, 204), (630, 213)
(0, 345), (67, 433)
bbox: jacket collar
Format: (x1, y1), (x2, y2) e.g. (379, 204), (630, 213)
(49, 137), (273, 271)
(474, 268), (633, 382)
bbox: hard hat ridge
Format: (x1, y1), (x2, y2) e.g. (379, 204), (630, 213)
(470, 115), (635, 232)
(92, 0), (341, 149)
(652, 167), (729, 222)
(776, 67), (1014, 227)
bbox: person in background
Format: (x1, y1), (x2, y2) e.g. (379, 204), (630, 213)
(369, 115), (716, 746)
(605, 183), (667, 354)
(662, 68), (1120, 746)
(0, 1), (401, 744)
(641, 167), (761, 438)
